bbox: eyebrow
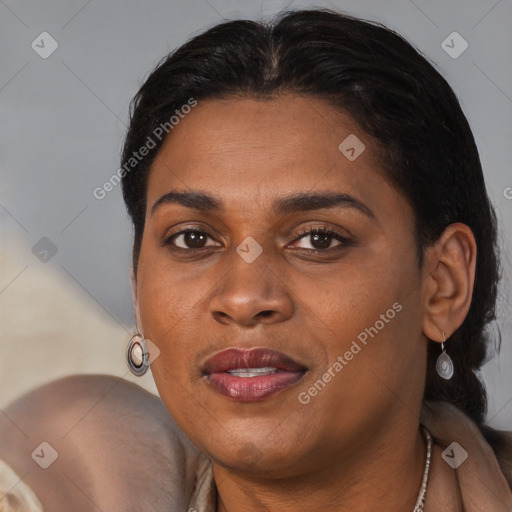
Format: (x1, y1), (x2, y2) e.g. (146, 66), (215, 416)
(151, 190), (375, 219)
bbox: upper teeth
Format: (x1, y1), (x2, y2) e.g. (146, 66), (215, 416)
(227, 367), (278, 377)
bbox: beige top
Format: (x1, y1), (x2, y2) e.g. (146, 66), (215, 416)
(0, 459), (43, 512)
(1, 376), (511, 511)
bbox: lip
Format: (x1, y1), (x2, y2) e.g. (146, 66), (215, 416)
(202, 348), (307, 402)
(203, 347), (306, 374)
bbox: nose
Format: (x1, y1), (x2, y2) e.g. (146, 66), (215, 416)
(209, 252), (294, 327)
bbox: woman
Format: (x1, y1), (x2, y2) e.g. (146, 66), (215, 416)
(1, 8), (511, 512)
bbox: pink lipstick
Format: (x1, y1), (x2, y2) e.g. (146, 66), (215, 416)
(202, 347), (307, 401)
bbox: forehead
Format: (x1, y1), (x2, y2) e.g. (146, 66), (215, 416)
(146, 95), (411, 225)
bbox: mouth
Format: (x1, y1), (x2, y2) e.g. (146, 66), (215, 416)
(202, 347), (308, 402)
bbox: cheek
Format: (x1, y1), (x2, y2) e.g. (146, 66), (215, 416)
(137, 241), (203, 334)
(303, 254), (422, 390)
(298, 296), (423, 447)
(136, 257), (194, 374)
(136, 266), (204, 428)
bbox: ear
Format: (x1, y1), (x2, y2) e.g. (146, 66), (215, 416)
(130, 265), (143, 334)
(421, 222), (477, 343)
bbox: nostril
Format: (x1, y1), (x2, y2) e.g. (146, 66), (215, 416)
(212, 311), (231, 325)
(257, 310), (274, 318)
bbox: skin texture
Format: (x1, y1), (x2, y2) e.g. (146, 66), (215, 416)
(132, 95), (477, 511)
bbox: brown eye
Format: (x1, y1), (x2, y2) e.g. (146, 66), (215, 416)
(310, 232), (333, 249)
(166, 230), (218, 249)
(293, 228), (347, 251)
(183, 231), (207, 248)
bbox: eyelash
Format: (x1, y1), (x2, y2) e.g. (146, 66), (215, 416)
(163, 225), (350, 253)
(292, 226), (350, 251)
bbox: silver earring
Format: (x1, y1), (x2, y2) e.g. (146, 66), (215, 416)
(127, 333), (149, 376)
(436, 330), (454, 380)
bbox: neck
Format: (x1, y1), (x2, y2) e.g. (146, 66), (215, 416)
(214, 423), (427, 512)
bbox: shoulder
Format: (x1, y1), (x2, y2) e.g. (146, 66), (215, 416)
(421, 401), (512, 495)
(481, 425), (512, 489)
(0, 375), (203, 512)
(0, 458), (44, 511)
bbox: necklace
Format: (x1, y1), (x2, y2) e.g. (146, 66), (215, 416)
(412, 427), (433, 512)
(209, 427), (434, 512)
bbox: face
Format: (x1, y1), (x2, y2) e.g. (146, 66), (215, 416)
(134, 95), (428, 477)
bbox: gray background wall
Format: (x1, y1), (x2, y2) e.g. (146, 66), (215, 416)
(1, 0), (511, 428)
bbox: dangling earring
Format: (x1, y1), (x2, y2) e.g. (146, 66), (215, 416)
(127, 332), (149, 376)
(436, 330), (454, 380)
